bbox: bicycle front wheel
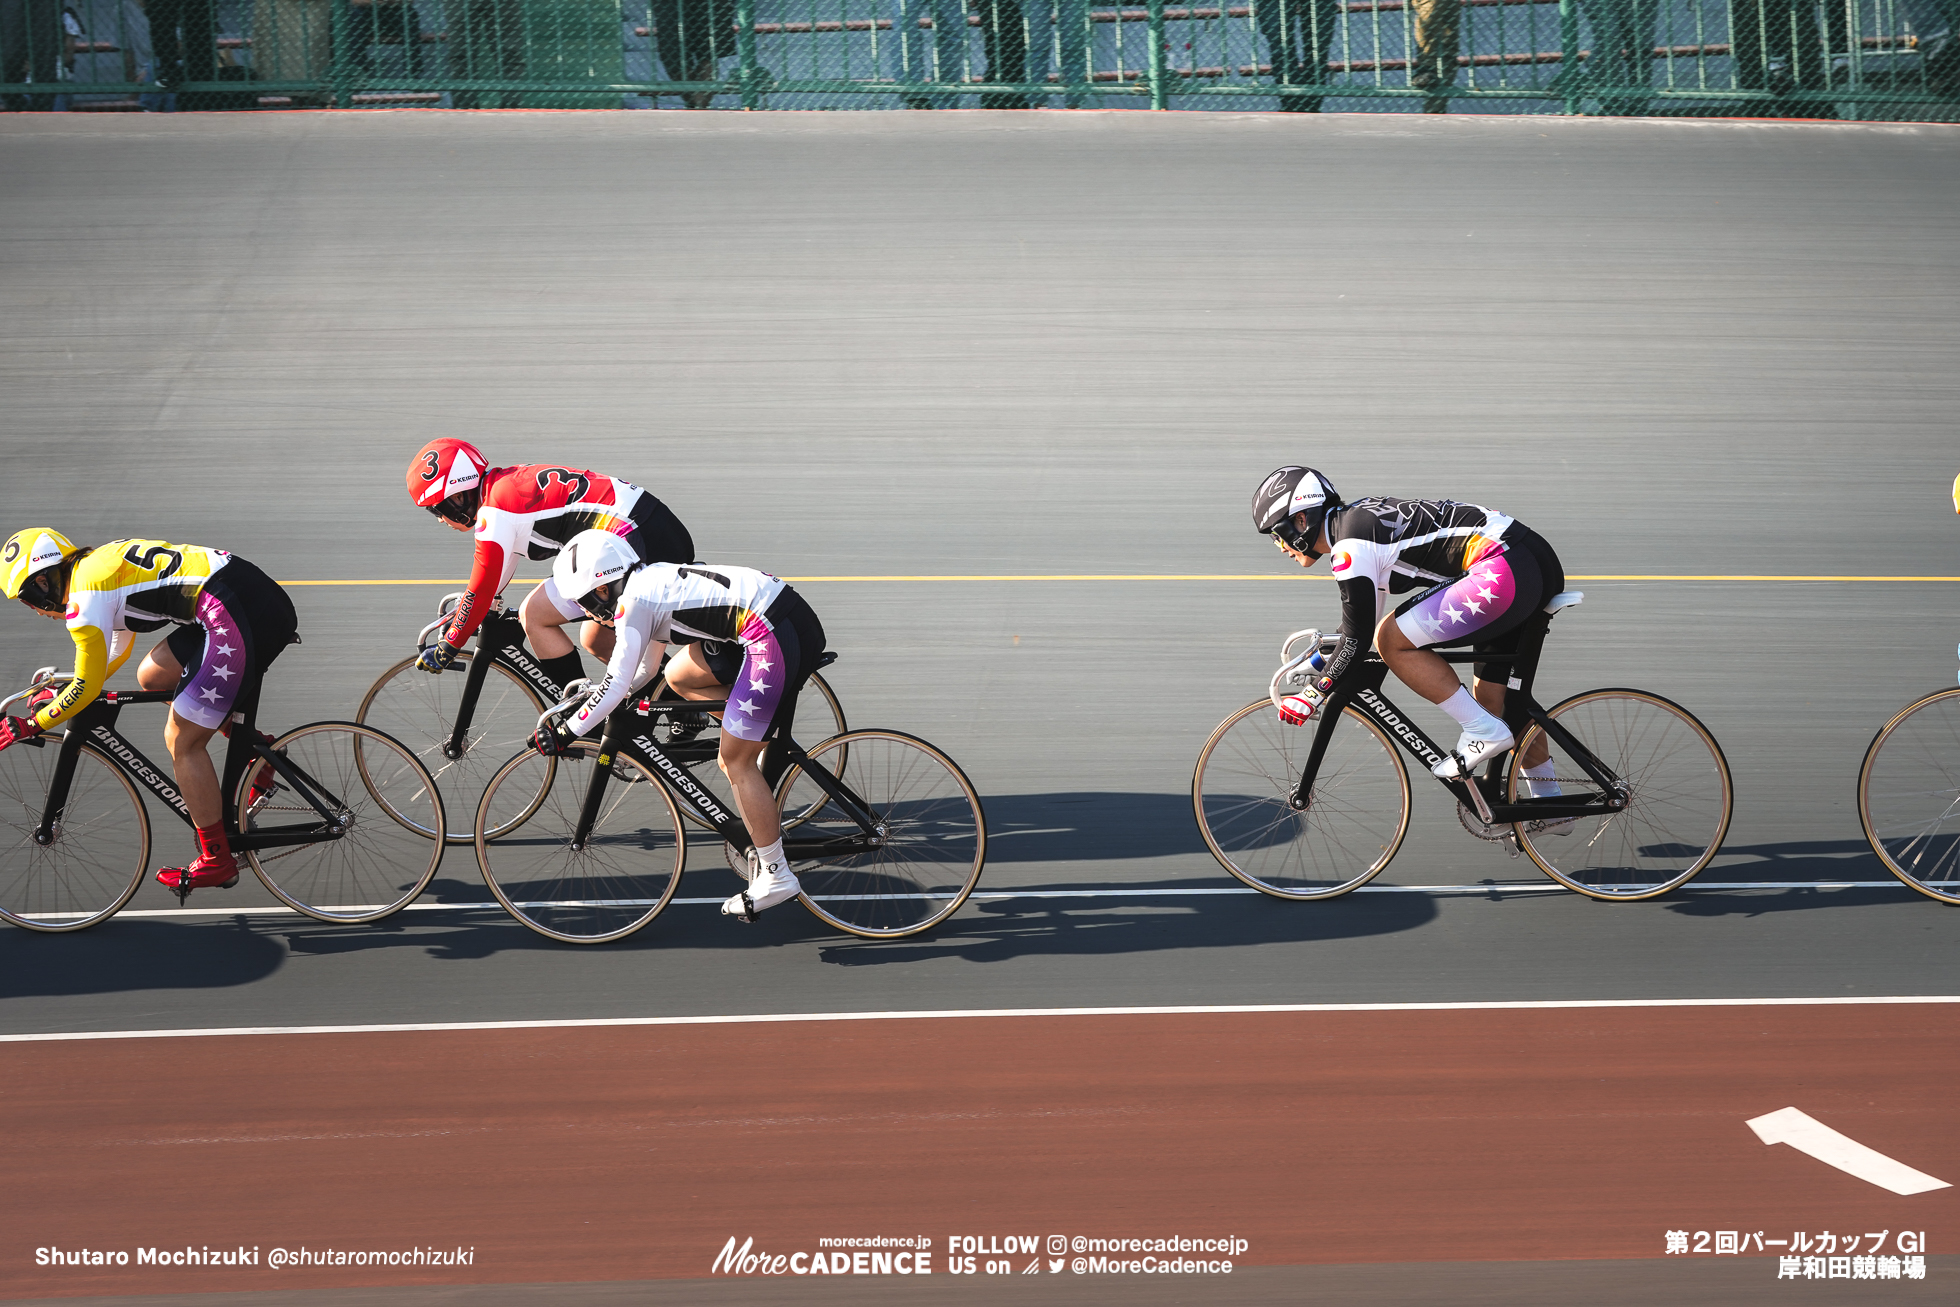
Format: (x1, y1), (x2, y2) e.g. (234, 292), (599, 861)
(1858, 687), (1960, 904)
(475, 741), (686, 943)
(1192, 700), (1411, 899)
(0, 739), (150, 933)
(357, 651), (548, 844)
(772, 729), (984, 938)
(237, 723), (446, 923)
(1509, 689), (1732, 900)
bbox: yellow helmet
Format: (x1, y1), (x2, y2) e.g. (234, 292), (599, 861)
(1, 528), (81, 615)
(1952, 471), (1959, 514)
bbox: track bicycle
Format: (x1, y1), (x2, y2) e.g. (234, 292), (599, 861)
(1192, 591), (1734, 901)
(1856, 645), (1960, 904)
(0, 665), (445, 932)
(472, 654), (985, 943)
(357, 592), (846, 844)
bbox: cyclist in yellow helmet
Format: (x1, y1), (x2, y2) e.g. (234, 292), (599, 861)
(0, 529), (298, 892)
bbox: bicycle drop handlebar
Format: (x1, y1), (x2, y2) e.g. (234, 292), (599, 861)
(1269, 629), (1342, 712)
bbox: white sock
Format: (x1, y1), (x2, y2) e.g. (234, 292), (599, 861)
(754, 838), (789, 880)
(1522, 760), (1561, 797)
(1440, 686), (1508, 739)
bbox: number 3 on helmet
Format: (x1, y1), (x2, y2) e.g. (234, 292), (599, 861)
(408, 439), (487, 527)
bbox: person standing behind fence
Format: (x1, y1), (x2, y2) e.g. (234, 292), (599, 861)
(147, 0), (216, 105)
(887, 0), (966, 106)
(1, 0), (60, 108)
(976, 0), (1087, 107)
(1728, 0), (1846, 116)
(449, 0), (524, 107)
(1580, 0), (1659, 114)
(1409, 0), (1457, 112)
(1257, 0), (1338, 111)
(651, 0), (734, 107)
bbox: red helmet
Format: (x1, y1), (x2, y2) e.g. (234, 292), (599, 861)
(408, 439), (487, 524)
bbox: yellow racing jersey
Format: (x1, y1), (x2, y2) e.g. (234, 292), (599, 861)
(35, 540), (231, 732)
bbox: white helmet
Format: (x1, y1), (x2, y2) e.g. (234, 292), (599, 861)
(553, 529), (641, 621)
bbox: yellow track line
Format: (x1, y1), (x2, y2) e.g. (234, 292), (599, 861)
(285, 574), (1960, 585)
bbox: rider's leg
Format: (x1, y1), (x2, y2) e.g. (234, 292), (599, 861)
(1475, 675), (1550, 768)
(578, 620), (616, 661)
(136, 639), (182, 692)
(519, 581), (589, 692)
(664, 642), (725, 700)
(165, 710), (223, 828)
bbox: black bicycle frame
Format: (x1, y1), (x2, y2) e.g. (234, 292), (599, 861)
(1293, 612), (1627, 825)
(445, 609), (565, 759)
(556, 694), (882, 864)
(28, 691), (348, 854)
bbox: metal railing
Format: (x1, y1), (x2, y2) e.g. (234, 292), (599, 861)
(4, 0), (1955, 113)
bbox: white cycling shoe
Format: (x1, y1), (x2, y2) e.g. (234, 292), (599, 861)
(722, 860), (802, 923)
(1432, 728), (1515, 780)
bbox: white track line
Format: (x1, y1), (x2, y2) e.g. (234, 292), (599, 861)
(73, 882), (1916, 920)
(5, 996), (1958, 1044)
(1748, 1107), (1952, 1195)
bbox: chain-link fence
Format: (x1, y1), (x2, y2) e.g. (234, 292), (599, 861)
(4, 0), (1956, 113)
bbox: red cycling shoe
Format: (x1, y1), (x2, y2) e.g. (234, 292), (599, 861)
(154, 850), (240, 891)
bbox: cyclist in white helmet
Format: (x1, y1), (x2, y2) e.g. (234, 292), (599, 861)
(544, 531), (828, 923)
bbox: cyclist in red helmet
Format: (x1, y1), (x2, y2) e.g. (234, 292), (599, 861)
(408, 439), (697, 696)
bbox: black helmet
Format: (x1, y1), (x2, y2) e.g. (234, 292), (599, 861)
(1252, 466), (1339, 555)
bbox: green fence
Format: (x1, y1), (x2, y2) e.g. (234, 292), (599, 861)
(5, 0), (1956, 113)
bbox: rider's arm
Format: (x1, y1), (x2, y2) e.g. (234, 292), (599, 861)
(1318, 539), (1395, 688)
(440, 510), (524, 651)
(567, 601), (665, 736)
(33, 616), (125, 732)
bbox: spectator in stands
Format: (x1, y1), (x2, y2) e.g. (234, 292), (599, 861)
(1, 0), (60, 108)
(651, 0), (734, 107)
(147, 0), (216, 105)
(1728, 0), (1847, 116)
(887, 0), (967, 106)
(1582, 0), (1658, 114)
(450, 0), (524, 107)
(1257, 0), (1338, 110)
(1409, 0), (1457, 111)
(977, 0), (1087, 107)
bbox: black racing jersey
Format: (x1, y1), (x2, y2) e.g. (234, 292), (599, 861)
(1319, 497), (1518, 683)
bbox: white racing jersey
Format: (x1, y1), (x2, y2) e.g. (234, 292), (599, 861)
(568, 563), (786, 736)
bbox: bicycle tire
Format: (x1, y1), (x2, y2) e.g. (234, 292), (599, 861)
(0, 737), (151, 933)
(1857, 687), (1960, 905)
(475, 739), (687, 943)
(1192, 699), (1411, 899)
(673, 671), (848, 831)
(772, 729), (984, 938)
(357, 650), (550, 844)
(1508, 688), (1732, 900)
(237, 722), (446, 923)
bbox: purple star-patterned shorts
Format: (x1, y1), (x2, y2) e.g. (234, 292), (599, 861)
(1391, 525), (1563, 682)
(162, 558), (300, 730)
(716, 587), (826, 744)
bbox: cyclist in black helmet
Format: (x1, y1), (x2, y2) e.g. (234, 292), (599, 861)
(1252, 466), (1566, 788)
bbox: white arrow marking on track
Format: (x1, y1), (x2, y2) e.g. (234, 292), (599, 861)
(1747, 1107), (1951, 1195)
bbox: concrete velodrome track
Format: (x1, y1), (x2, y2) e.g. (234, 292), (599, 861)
(1, 111), (1958, 1304)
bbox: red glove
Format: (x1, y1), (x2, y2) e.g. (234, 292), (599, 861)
(0, 715), (44, 751)
(1277, 676), (1333, 726)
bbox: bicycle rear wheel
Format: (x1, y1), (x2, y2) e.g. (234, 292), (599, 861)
(357, 651), (549, 844)
(1509, 689), (1732, 900)
(0, 739), (150, 933)
(772, 729), (984, 938)
(237, 722), (446, 923)
(1858, 687), (1960, 904)
(673, 671), (847, 830)
(1192, 700), (1411, 899)
(475, 741), (686, 943)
